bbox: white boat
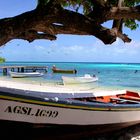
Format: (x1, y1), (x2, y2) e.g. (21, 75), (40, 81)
(0, 86), (140, 133)
(62, 74), (98, 85)
(9, 71), (44, 78)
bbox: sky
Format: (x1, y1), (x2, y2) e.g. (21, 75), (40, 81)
(0, 0), (140, 63)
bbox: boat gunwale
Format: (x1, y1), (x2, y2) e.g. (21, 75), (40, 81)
(0, 87), (140, 111)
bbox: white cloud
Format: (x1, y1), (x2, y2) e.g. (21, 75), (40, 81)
(1, 36), (140, 62)
(34, 45), (46, 51)
(53, 39), (140, 62)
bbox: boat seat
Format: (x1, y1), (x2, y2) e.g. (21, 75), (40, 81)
(119, 95), (140, 102)
(95, 96), (114, 103)
(126, 91), (140, 97)
(87, 98), (109, 104)
(110, 97), (140, 104)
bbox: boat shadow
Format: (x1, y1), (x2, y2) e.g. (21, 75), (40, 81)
(1, 120), (140, 140)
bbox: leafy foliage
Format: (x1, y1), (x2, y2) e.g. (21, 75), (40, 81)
(124, 0), (140, 6)
(59, 0), (140, 30)
(124, 19), (139, 30)
(0, 57), (5, 63)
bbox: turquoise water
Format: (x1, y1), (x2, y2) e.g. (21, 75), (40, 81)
(0, 62), (140, 92)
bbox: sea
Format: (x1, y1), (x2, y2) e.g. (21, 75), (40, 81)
(0, 61), (140, 92)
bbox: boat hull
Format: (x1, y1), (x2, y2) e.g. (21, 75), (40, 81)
(9, 71), (44, 78)
(62, 76), (98, 85)
(1, 98), (140, 126)
(52, 69), (77, 74)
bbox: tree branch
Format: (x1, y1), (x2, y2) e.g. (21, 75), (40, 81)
(18, 30), (56, 42)
(90, 0), (107, 7)
(0, 1), (139, 46)
(108, 5), (140, 20)
(88, 5), (140, 23)
(111, 0), (131, 43)
(0, 6), (118, 46)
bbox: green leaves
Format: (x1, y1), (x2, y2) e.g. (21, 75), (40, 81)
(0, 57), (5, 63)
(60, 0), (93, 14)
(60, 0), (140, 30)
(124, 19), (139, 30)
(124, 0), (140, 6)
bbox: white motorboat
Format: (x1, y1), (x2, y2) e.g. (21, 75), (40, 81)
(9, 71), (44, 78)
(62, 74), (98, 85)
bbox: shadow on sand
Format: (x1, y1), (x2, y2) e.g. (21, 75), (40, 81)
(1, 121), (140, 140)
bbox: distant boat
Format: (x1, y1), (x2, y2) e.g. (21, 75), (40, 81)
(62, 74), (98, 85)
(52, 66), (77, 74)
(9, 71), (44, 78)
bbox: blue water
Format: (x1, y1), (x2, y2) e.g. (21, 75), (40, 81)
(0, 62), (140, 92)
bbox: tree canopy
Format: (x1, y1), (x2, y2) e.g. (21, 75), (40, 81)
(0, 0), (140, 46)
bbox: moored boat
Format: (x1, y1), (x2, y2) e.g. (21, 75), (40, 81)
(52, 69), (77, 74)
(62, 74), (98, 85)
(52, 65), (77, 74)
(0, 85), (140, 132)
(9, 71), (44, 78)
